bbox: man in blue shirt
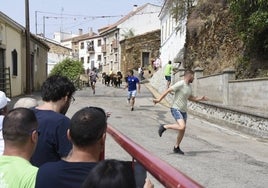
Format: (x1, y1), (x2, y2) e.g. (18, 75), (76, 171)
(30, 75), (76, 167)
(125, 69), (140, 111)
(35, 106), (107, 188)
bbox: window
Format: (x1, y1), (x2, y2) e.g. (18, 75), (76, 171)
(80, 42), (84, 49)
(104, 57), (106, 65)
(12, 49), (18, 76)
(80, 57), (84, 63)
(97, 39), (101, 46)
(97, 55), (102, 61)
(115, 53), (118, 62)
(115, 33), (118, 40)
(87, 56), (90, 64)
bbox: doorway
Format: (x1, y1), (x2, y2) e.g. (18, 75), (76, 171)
(142, 52), (150, 67)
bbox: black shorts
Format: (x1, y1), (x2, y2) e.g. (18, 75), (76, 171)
(165, 76), (171, 81)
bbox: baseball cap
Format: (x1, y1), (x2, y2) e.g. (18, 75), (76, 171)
(0, 91), (11, 109)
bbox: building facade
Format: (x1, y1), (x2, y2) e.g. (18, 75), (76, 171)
(99, 3), (161, 74)
(0, 12), (49, 97)
(158, 0), (187, 67)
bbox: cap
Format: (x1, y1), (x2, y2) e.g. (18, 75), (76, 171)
(13, 97), (38, 109)
(0, 91), (11, 109)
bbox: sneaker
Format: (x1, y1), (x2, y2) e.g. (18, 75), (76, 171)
(131, 107), (134, 111)
(173, 146), (184, 155)
(158, 124), (166, 137)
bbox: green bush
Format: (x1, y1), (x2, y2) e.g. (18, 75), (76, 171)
(50, 58), (84, 82)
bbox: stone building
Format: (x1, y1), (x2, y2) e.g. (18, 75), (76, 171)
(120, 29), (160, 76)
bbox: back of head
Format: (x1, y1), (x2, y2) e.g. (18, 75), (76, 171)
(70, 107), (107, 147)
(41, 75), (76, 102)
(168, 60), (172, 64)
(13, 97), (38, 109)
(184, 69), (194, 77)
(82, 159), (136, 188)
(3, 108), (38, 145)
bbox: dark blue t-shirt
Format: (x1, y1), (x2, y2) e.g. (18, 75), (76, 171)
(127, 76), (139, 91)
(30, 108), (72, 167)
(35, 160), (97, 188)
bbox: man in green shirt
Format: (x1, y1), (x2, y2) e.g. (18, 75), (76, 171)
(164, 60), (173, 89)
(153, 70), (208, 154)
(0, 108), (39, 188)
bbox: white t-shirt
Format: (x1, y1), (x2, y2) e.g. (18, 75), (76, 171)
(0, 115), (5, 155)
(170, 80), (192, 112)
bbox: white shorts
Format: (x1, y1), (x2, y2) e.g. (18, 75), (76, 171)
(128, 90), (137, 99)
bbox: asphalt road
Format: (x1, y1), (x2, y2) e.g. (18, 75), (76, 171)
(65, 80), (268, 188)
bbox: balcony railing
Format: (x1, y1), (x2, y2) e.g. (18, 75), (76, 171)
(105, 125), (203, 188)
(87, 47), (95, 54)
(101, 45), (107, 53)
(112, 40), (118, 49)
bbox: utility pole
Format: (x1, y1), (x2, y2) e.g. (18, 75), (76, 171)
(43, 16), (45, 37)
(25, 0), (31, 94)
(35, 11), (37, 34)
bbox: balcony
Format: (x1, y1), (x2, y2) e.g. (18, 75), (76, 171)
(87, 46), (95, 54)
(101, 45), (107, 53)
(112, 40), (118, 49)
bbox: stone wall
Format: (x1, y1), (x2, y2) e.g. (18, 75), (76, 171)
(149, 67), (268, 139)
(120, 30), (160, 77)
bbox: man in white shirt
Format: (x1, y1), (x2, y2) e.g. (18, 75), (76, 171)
(0, 91), (11, 155)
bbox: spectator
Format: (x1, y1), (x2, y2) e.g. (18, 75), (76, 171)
(35, 106), (107, 188)
(0, 91), (10, 155)
(0, 108), (39, 188)
(30, 75), (76, 167)
(81, 159), (154, 188)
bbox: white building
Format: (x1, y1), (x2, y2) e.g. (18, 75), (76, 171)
(77, 34), (103, 72)
(158, 0), (187, 67)
(99, 3), (161, 73)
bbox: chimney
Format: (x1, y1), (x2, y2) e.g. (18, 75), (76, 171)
(89, 27), (93, 36)
(78, 28), (83, 35)
(133, 5), (138, 11)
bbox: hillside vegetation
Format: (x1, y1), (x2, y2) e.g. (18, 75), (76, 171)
(183, 0), (268, 78)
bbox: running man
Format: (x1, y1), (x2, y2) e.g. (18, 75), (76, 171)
(153, 70), (208, 154)
(124, 69), (140, 111)
(89, 68), (98, 95)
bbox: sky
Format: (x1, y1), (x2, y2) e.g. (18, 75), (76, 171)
(1, 0), (163, 39)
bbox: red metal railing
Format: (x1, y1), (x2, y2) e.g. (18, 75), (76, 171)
(106, 125), (203, 188)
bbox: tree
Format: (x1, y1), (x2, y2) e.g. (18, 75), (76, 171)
(50, 58), (84, 82)
(229, 0), (268, 58)
(163, 0), (195, 32)
(121, 28), (135, 39)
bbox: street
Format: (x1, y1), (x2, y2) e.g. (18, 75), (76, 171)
(66, 80), (268, 188)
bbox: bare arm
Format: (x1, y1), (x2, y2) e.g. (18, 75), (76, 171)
(137, 82), (141, 93)
(188, 95), (208, 102)
(153, 87), (173, 104)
